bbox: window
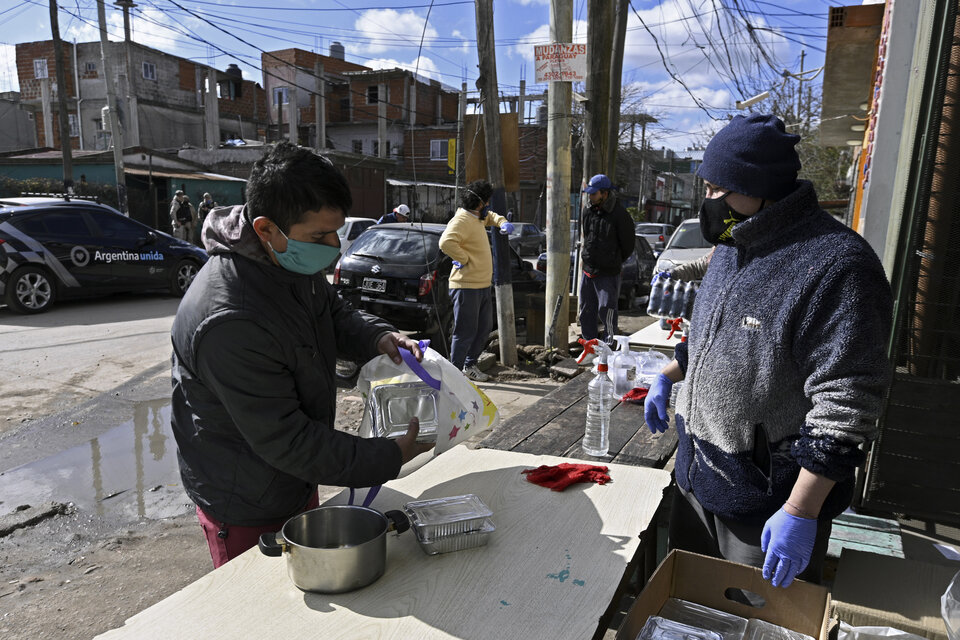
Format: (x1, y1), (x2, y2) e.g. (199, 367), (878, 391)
(372, 140), (379, 156)
(273, 86), (289, 105)
(430, 139), (446, 161)
(85, 61), (97, 73)
(88, 211), (143, 240)
(340, 97), (350, 119)
(352, 139), (363, 154)
(33, 59), (48, 79)
(142, 61), (157, 81)
(385, 140), (391, 157)
(68, 114), (79, 138)
(37, 212), (91, 237)
(12, 215), (47, 235)
(366, 86), (378, 104)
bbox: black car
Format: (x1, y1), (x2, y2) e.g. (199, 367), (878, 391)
(507, 222), (546, 256)
(535, 236), (655, 310)
(333, 223), (545, 354)
(0, 202), (208, 314)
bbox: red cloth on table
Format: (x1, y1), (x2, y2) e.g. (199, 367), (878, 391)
(620, 387), (649, 404)
(521, 463), (611, 491)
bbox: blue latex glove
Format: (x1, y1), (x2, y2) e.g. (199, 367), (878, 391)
(761, 507), (817, 588)
(643, 373), (673, 434)
(655, 270), (672, 281)
(452, 260), (462, 269)
(500, 222), (514, 235)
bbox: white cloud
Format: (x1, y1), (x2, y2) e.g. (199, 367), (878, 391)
(364, 56), (442, 82)
(512, 0), (549, 5)
(353, 9), (439, 56)
(0, 44), (18, 93)
(63, 7), (205, 54)
(510, 20), (589, 62)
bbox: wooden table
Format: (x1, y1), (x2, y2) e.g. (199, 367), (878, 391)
(95, 446), (671, 640)
(479, 371), (678, 470)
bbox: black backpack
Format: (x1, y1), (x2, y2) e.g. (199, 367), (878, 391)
(176, 201), (192, 224)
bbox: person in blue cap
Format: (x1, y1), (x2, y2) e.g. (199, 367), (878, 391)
(643, 114), (892, 588)
(578, 173), (636, 355)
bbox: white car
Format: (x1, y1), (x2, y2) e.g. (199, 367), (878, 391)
(654, 218), (712, 274)
(337, 217), (376, 256)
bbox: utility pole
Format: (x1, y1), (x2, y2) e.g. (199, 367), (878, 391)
(475, 0), (517, 367)
(605, 0), (629, 178)
(96, 0), (127, 214)
(49, 0), (74, 194)
(377, 79), (387, 158)
(518, 78), (525, 126)
(455, 82), (466, 192)
(545, 0), (573, 351)
(314, 60), (325, 150)
(797, 49), (805, 130)
(582, 0), (614, 183)
(632, 113), (656, 218)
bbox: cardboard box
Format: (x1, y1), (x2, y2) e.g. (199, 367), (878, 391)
(616, 550), (831, 640)
(831, 549), (957, 640)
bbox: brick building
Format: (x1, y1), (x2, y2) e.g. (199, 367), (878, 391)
(12, 39), (266, 152)
(261, 44), (459, 160)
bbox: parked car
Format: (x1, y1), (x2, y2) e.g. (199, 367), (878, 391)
(333, 223), (545, 355)
(653, 218), (712, 275)
(0, 202), (208, 314)
(535, 235), (654, 310)
(507, 222), (545, 256)
(337, 216), (376, 257)
(634, 223), (676, 253)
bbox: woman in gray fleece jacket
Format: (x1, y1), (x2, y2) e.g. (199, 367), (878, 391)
(644, 115), (892, 589)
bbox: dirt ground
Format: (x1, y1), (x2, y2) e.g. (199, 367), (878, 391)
(0, 390), (370, 640)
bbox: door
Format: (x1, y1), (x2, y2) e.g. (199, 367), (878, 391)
(85, 209), (164, 287)
(19, 210), (110, 290)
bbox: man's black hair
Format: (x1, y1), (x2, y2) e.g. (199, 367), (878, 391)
(246, 142), (352, 233)
(461, 180), (493, 211)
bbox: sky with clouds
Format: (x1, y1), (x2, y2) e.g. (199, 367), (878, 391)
(0, 0), (851, 151)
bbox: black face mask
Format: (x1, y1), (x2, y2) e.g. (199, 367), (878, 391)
(698, 193), (750, 246)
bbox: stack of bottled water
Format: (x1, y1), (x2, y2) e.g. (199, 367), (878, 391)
(646, 274), (698, 321)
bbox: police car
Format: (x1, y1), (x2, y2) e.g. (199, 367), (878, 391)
(0, 200), (208, 314)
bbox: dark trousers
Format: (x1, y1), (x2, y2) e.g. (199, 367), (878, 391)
(668, 485), (832, 584)
(449, 287), (493, 370)
(578, 272), (620, 344)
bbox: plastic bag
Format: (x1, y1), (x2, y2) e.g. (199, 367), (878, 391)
(837, 623), (926, 640)
(945, 568), (960, 640)
(357, 340), (500, 456)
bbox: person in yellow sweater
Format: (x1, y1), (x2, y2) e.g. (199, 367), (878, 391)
(438, 180), (514, 381)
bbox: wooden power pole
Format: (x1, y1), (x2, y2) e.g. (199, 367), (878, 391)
(605, 0), (629, 179)
(96, 0), (127, 213)
(582, 0), (614, 183)
(545, 0), (573, 351)
(49, 0), (74, 194)
(475, 0), (517, 367)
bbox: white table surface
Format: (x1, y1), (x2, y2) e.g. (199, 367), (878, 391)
(628, 321), (683, 354)
(95, 445), (671, 640)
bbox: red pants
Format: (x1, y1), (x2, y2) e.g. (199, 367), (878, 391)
(196, 490), (320, 569)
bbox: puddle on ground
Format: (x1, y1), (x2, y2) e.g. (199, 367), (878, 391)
(0, 399), (190, 519)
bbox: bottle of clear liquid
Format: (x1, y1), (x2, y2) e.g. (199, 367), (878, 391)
(611, 335), (637, 399)
(583, 346), (613, 457)
(646, 273), (665, 317)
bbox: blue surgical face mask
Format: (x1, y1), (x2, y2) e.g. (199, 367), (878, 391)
(268, 226), (340, 275)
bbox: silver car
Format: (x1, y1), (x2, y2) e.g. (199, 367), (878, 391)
(635, 223), (676, 252)
(653, 218), (712, 275)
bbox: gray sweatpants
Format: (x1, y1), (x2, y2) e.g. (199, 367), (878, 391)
(668, 485), (832, 585)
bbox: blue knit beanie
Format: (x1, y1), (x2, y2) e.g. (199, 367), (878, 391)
(697, 114), (801, 201)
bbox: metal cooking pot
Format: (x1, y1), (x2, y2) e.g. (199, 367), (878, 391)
(258, 505), (409, 594)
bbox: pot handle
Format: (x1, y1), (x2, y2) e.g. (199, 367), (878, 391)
(384, 510), (410, 535)
(258, 531), (285, 557)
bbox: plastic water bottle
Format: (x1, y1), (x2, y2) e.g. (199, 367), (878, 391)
(682, 281), (697, 320)
(611, 335), (637, 399)
(646, 273), (665, 317)
(670, 279), (687, 318)
(658, 278), (675, 317)
(583, 346), (613, 457)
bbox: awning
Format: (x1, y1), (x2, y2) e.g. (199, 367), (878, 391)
(387, 178), (456, 189)
(124, 167), (247, 182)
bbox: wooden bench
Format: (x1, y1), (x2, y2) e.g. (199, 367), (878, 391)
(479, 370), (678, 469)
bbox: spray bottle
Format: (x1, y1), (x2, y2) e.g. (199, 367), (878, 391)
(581, 339), (614, 457)
(610, 335), (638, 399)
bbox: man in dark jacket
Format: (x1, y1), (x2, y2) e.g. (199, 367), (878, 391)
(171, 142), (433, 568)
(643, 114), (892, 588)
(578, 174), (636, 351)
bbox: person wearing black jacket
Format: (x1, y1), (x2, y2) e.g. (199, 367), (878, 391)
(578, 174), (635, 352)
(171, 143), (433, 567)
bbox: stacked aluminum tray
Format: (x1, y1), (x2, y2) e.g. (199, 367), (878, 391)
(402, 494), (495, 555)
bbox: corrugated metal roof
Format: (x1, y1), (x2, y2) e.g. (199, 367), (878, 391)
(124, 168), (246, 182)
